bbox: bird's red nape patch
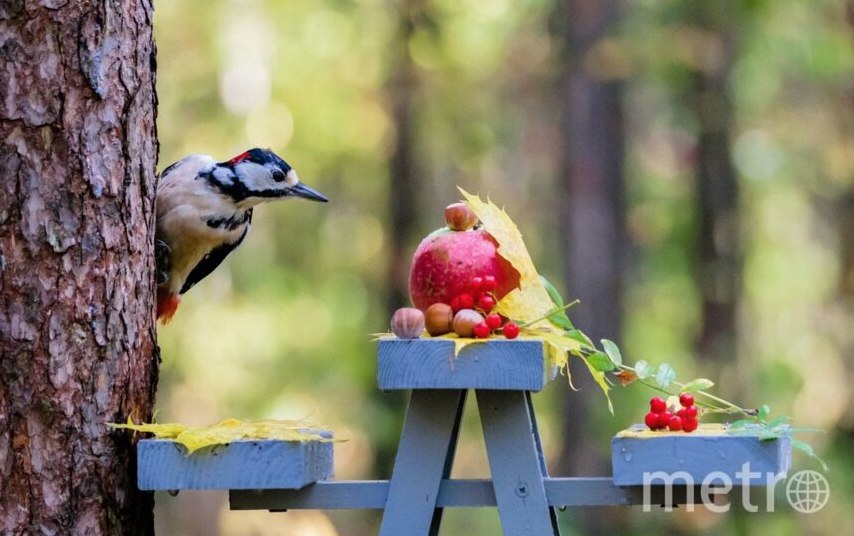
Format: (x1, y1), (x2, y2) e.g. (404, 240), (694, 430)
(157, 291), (180, 324)
(228, 151), (252, 165)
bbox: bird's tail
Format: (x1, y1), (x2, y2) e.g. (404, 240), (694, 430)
(157, 289), (180, 323)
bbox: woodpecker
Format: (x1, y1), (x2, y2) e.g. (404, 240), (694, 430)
(155, 148), (328, 322)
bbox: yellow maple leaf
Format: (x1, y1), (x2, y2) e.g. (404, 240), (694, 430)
(459, 189), (614, 413)
(459, 188), (555, 326)
(109, 417), (335, 454)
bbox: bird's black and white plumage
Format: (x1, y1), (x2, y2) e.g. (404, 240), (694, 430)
(155, 148), (327, 322)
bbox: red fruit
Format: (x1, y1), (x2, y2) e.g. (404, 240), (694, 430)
(644, 412), (659, 430)
(682, 417), (698, 433)
(470, 276), (484, 293)
(649, 397), (667, 413)
(473, 322), (491, 339)
(676, 408), (686, 418)
(502, 322), (520, 339)
(477, 294), (496, 313)
(485, 313), (502, 330)
(409, 229), (521, 311)
(457, 293), (474, 310)
(450, 296), (462, 312)
(668, 415), (683, 431)
(679, 393), (695, 407)
(683, 405), (698, 419)
(482, 275), (497, 291)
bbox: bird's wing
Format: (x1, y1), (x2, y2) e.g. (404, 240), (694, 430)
(179, 222), (251, 295)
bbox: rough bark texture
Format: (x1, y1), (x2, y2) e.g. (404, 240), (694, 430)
(0, 1), (159, 534)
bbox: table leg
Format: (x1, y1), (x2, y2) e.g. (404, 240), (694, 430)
(477, 390), (560, 536)
(380, 389), (466, 536)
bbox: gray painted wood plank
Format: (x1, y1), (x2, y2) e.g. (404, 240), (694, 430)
(138, 437), (333, 490)
(477, 390), (558, 535)
(379, 389), (466, 536)
(611, 424), (791, 486)
(377, 339), (548, 391)
(525, 391), (561, 534)
(230, 478), (734, 510)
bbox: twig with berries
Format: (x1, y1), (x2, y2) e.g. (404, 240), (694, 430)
(528, 278), (828, 470)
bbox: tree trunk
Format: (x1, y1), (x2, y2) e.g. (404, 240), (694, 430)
(686, 3), (741, 369)
(0, 1), (159, 534)
(378, 0), (429, 478)
(555, 0), (627, 530)
(386, 0), (426, 314)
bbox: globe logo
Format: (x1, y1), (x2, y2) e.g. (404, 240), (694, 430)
(786, 470), (830, 513)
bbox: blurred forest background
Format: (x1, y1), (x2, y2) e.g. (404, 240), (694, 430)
(153, 0), (852, 534)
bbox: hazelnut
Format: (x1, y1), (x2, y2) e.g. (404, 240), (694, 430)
(452, 309), (485, 338)
(391, 307), (425, 339)
(424, 303), (454, 336)
(444, 203), (478, 231)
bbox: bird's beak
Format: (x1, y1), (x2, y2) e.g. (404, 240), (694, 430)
(290, 181), (329, 203)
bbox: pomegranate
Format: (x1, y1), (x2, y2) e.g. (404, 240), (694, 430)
(408, 228), (520, 311)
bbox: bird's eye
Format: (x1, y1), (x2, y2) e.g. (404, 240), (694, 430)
(272, 170), (286, 183)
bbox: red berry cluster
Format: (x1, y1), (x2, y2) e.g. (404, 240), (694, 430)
(450, 275), (497, 314)
(449, 275), (519, 339)
(644, 393), (700, 433)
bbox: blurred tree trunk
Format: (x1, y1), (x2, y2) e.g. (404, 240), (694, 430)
(0, 1), (159, 534)
(387, 0), (426, 314)
(554, 0), (626, 509)
(379, 0), (429, 478)
(687, 4), (742, 368)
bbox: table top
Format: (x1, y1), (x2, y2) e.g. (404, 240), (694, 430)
(377, 337), (552, 391)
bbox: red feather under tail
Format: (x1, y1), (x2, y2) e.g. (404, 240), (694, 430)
(157, 289), (180, 323)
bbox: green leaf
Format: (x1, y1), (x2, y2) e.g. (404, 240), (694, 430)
(756, 430), (783, 440)
(579, 355), (613, 414)
(727, 419), (755, 430)
(766, 415), (791, 428)
(587, 351), (615, 372)
(600, 339), (623, 368)
(565, 329), (594, 350)
(757, 404), (770, 419)
(680, 378), (715, 393)
(540, 275), (564, 306)
(539, 276), (575, 330)
(655, 363), (676, 388)
(791, 439), (829, 471)
(634, 360), (655, 379)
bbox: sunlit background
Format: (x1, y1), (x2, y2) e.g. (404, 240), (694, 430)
(153, 0), (852, 534)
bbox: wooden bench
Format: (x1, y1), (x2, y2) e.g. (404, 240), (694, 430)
(140, 339), (791, 535)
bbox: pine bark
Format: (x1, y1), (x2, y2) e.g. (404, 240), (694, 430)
(0, 1), (159, 534)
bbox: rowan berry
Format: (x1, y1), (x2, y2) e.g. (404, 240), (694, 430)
(502, 322), (520, 339)
(679, 393), (695, 408)
(485, 313), (502, 330)
(668, 415), (683, 431)
(473, 322), (491, 339)
(482, 275), (497, 291)
(650, 397), (667, 413)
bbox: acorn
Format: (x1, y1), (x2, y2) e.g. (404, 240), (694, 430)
(452, 309), (485, 338)
(424, 303), (454, 336)
(444, 203), (478, 231)
(391, 307), (425, 339)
